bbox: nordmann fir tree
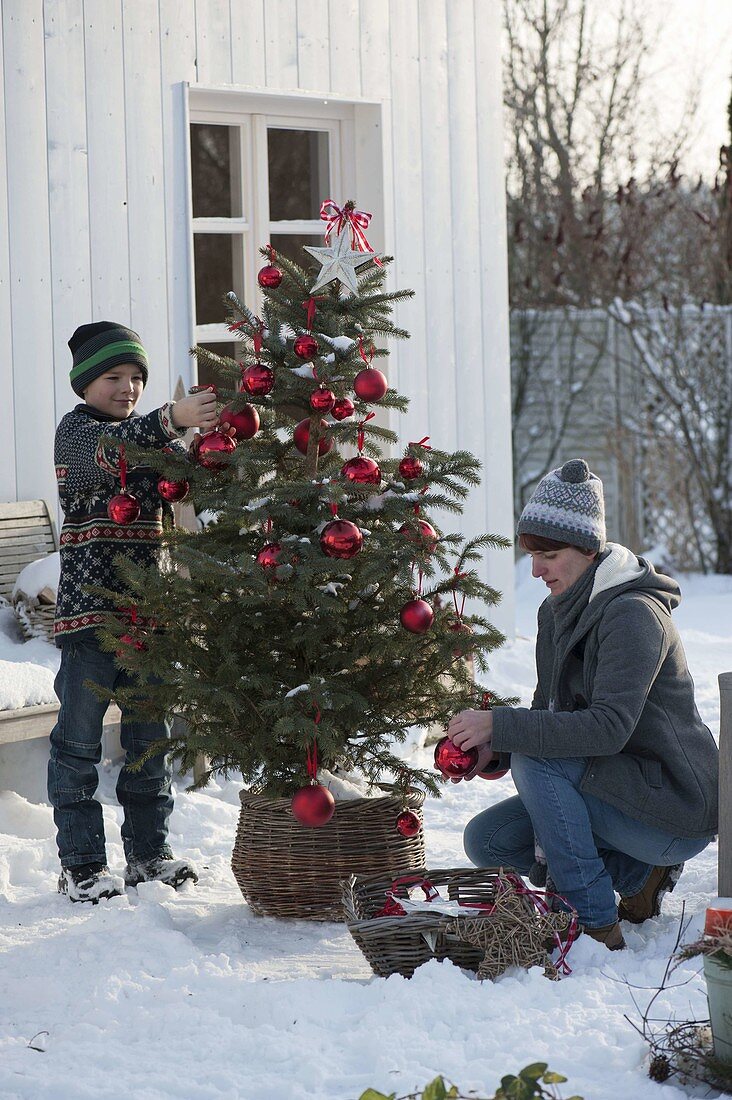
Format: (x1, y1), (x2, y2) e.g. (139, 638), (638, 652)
(94, 202), (511, 813)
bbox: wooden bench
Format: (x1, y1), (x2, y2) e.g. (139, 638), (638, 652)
(0, 499), (121, 748)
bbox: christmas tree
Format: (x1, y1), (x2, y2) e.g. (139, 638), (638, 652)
(98, 201), (510, 805)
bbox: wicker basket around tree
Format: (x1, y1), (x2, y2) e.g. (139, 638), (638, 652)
(231, 788), (425, 920)
(342, 865), (525, 978)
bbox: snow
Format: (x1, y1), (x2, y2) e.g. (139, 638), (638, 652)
(1, 564), (731, 1099)
(11, 553), (60, 601)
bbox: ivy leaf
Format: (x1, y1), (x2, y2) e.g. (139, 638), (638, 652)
(520, 1064), (548, 1082)
(358, 1091), (395, 1100)
(541, 1071), (568, 1084)
(422, 1078), (450, 1100)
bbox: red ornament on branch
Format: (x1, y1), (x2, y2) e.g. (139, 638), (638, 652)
(257, 245), (283, 289)
(108, 493), (141, 524)
(294, 418), (332, 456)
(399, 598), (434, 633)
(395, 810), (421, 838)
(320, 519), (363, 559)
(157, 477), (190, 503)
(399, 519), (438, 550)
(258, 264), (283, 289)
(196, 430), (237, 470)
(341, 456), (381, 485)
(107, 445), (140, 523)
(399, 455), (423, 480)
(240, 363), (274, 397)
(310, 386), (336, 413)
(354, 367), (388, 402)
(291, 783), (336, 827)
(331, 396), (355, 421)
(294, 333), (319, 361)
(434, 736), (479, 777)
(221, 403), (260, 440)
(256, 543), (282, 569)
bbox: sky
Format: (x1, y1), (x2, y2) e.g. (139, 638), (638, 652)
(643, 0), (732, 177)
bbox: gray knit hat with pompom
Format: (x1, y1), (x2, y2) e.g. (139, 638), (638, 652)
(516, 459), (606, 552)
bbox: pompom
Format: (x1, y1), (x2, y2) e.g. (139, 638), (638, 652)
(560, 459), (590, 483)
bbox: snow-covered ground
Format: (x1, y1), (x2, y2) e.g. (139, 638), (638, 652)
(1, 564), (731, 1100)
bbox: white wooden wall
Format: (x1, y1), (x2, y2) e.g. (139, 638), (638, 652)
(0, 0), (514, 632)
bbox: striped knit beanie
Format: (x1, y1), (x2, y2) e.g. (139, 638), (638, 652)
(68, 321), (149, 396)
(517, 459), (606, 553)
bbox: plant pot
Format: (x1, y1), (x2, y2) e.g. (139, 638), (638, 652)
(231, 788), (426, 920)
(704, 953), (732, 1062)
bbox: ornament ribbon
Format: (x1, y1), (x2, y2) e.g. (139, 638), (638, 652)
(305, 704), (322, 781)
(319, 199), (383, 266)
(452, 567), (467, 620)
(302, 297), (325, 332)
(408, 437), (432, 450)
(357, 411), (376, 452)
(358, 337), (374, 365)
(118, 445), (128, 490)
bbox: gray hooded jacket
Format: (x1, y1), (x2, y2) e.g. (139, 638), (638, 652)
(491, 544), (719, 839)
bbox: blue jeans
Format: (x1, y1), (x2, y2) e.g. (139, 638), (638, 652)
(463, 754), (712, 928)
(48, 636), (173, 869)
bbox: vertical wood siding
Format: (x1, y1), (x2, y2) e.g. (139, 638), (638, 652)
(0, 0), (514, 631)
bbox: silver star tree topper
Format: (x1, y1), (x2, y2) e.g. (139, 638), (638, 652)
(304, 228), (380, 295)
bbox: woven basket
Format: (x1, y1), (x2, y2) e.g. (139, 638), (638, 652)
(342, 865), (524, 978)
(12, 596), (56, 643)
(231, 788), (426, 921)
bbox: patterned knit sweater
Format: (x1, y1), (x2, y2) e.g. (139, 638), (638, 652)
(54, 402), (187, 646)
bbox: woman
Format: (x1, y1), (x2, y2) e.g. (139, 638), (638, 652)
(449, 459), (718, 950)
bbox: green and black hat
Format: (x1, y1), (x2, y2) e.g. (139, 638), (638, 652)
(68, 321), (149, 396)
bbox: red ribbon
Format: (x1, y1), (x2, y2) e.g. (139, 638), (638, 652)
(265, 245), (276, 263)
(408, 437), (432, 450)
(306, 705), (322, 781)
(319, 199), (383, 266)
(480, 692), (494, 710)
(453, 567), (467, 619)
(329, 502), (339, 517)
(357, 411), (376, 452)
(118, 445), (127, 490)
(253, 318), (265, 356)
(358, 337), (374, 366)
(302, 297), (325, 332)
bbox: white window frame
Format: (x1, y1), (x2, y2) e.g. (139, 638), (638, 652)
(187, 89), (367, 370)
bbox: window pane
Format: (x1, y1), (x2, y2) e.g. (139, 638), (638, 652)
(195, 343), (238, 388)
(268, 129), (329, 220)
(190, 124), (242, 218)
(270, 233), (323, 267)
(194, 235), (245, 324)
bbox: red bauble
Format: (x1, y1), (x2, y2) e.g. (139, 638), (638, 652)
(294, 333), (319, 360)
(399, 519), (438, 550)
(293, 418), (332, 456)
(434, 736), (479, 777)
(256, 542), (281, 569)
(353, 367), (388, 402)
(320, 519), (363, 559)
(395, 810), (421, 838)
(107, 493), (141, 524)
(341, 456), (381, 485)
(221, 403), (260, 440)
(291, 783), (336, 827)
(157, 477), (190, 503)
(196, 430), (237, 470)
(479, 766), (510, 782)
(258, 263), (283, 289)
(400, 598), (434, 633)
(240, 363), (274, 397)
(310, 387), (336, 413)
(399, 455), (424, 480)
(331, 397), (355, 421)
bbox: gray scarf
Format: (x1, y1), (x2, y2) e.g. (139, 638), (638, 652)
(547, 559), (601, 709)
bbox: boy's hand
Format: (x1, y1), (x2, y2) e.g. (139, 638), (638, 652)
(172, 389), (218, 431)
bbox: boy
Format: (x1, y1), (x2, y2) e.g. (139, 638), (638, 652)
(49, 321), (218, 903)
